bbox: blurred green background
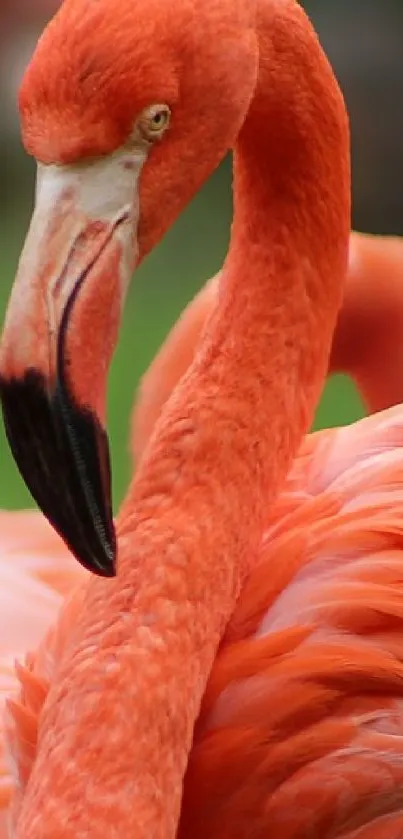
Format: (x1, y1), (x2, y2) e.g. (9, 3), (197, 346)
(1, 0), (402, 512)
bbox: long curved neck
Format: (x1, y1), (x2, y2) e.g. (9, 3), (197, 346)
(131, 0), (349, 516)
(16, 4), (350, 838)
(202, 0), (349, 502)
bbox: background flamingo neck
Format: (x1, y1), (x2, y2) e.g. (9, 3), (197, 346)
(330, 233), (403, 413)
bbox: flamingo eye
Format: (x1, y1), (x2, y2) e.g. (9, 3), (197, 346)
(134, 104), (171, 144)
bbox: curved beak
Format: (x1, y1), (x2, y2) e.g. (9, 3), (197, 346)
(0, 151), (145, 577)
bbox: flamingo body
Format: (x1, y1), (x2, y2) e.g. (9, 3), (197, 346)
(181, 406), (403, 836)
(3, 405), (403, 836)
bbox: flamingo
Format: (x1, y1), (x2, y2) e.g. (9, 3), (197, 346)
(1, 0), (403, 835)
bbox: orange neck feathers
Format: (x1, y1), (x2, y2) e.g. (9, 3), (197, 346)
(12, 1), (350, 836)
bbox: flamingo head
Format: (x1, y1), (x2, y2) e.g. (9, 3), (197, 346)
(0, 0), (258, 576)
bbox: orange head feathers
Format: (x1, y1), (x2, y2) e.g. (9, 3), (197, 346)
(19, 0), (183, 163)
(19, 0), (258, 253)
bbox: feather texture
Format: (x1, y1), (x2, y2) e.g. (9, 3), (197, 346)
(3, 408), (403, 835)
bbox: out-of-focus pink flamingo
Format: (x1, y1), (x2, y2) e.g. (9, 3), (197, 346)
(2, 0), (403, 835)
(133, 231), (403, 461)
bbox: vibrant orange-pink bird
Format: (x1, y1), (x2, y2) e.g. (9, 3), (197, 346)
(1, 0), (403, 836)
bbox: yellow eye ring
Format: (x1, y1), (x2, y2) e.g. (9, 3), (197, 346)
(138, 104), (171, 142)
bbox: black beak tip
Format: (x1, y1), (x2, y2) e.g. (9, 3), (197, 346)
(0, 368), (117, 578)
(98, 561), (116, 579)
